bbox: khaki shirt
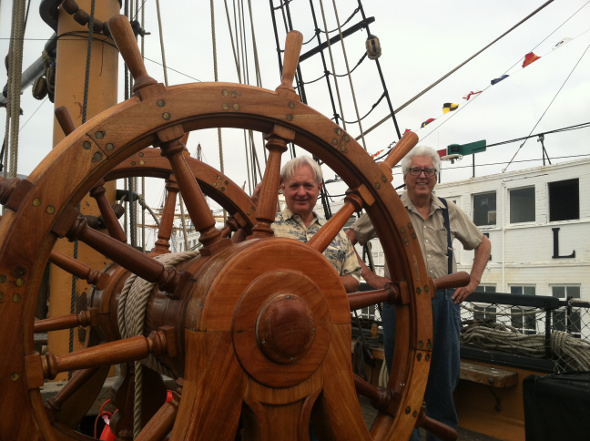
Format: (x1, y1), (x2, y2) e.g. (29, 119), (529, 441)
(272, 207), (361, 281)
(350, 192), (483, 280)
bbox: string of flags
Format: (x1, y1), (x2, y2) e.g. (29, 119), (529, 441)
(368, 34), (580, 158)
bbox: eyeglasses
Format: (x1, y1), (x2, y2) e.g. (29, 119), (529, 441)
(407, 167), (437, 177)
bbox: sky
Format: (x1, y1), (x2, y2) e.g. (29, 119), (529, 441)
(1, 0), (590, 211)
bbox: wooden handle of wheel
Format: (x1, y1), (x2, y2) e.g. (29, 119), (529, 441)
(276, 31), (303, 94)
(108, 15), (157, 92)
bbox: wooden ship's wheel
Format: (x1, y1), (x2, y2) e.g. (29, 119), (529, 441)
(0, 15), (466, 441)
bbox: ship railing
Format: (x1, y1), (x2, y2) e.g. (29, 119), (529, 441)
(350, 286), (590, 374)
(461, 292), (590, 373)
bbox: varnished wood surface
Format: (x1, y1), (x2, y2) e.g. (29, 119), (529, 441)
(0, 14), (472, 441)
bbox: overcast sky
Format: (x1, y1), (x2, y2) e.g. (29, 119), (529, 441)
(1, 0), (589, 200)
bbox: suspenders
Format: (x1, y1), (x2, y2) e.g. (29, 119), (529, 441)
(439, 197), (453, 276)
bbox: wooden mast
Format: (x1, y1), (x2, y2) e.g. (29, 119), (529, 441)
(48, 0), (121, 379)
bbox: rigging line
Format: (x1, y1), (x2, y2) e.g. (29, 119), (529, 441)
(7, 0), (27, 178)
(355, 0), (401, 141)
(317, 0), (347, 130)
(247, 0), (264, 88)
(333, 52), (367, 77)
(298, 51), (367, 87)
(341, 91), (385, 125)
(302, 28), (320, 46)
(419, 35), (590, 144)
(323, 7), (360, 35)
(239, 0), (251, 86)
(330, 0), (366, 149)
(438, 154), (590, 175)
(305, 0), (339, 118)
(503, 38), (590, 172)
(16, 96), (49, 131)
(418, 20), (590, 144)
(142, 57), (202, 82)
(359, 0), (556, 140)
(210, 0), (227, 222)
(496, 0), (590, 80)
(155, 0), (169, 86)
(485, 122), (590, 148)
(248, 0), (268, 182)
(224, 0), (242, 81)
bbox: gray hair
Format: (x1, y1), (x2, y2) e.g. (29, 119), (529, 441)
(280, 156), (323, 183)
(401, 145), (441, 174)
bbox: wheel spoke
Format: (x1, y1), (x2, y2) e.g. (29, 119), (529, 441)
(34, 309), (96, 333)
(348, 283), (401, 311)
(307, 192), (363, 253)
(415, 409), (458, 441)
(34, 327), (175, 380)
(378, 131), (419, 181)
(89, 181), (127, 242)
(158, 131), (223, 250)
(433, 271), (470, 291)
(108, 15), (158, 94)
(252, 132), (291, 237)
(45, 365), (110, 428)
(152, 176), (179, 254)
(135, 395), (178, 441)
(48, 249), (105, 286)
(52, 205), (183, 294)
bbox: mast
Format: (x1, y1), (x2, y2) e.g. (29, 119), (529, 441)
(48, 0), (121, 380)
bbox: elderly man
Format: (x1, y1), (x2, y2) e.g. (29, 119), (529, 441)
(346, 145), (491, 441)
(271, 155), (360, 292)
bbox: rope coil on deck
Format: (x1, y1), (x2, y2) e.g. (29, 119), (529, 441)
(461, 322), (590, 371)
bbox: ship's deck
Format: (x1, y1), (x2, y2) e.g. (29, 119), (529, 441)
(359, 396), (502, 441)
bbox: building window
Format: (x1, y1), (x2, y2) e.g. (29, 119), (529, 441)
(473, 192), (496, 226)
(473, 285), (496, 324)
(510, 186), (535, 223)
(552, 285), (581, 337)
(549, 179), (579, 221)
(510, 285), (536, 333)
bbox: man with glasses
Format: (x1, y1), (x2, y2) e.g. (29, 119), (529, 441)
(346, 145), (491, 441)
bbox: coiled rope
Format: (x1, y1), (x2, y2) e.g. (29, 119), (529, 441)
(117, 250), (199, 437)
(461, 322), (590, 372)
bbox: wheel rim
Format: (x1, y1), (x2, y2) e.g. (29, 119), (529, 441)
(0, 20), (434, 441)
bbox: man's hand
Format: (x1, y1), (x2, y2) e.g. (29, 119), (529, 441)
(452, 282), (476, 304)
(365, 274), (391, 290)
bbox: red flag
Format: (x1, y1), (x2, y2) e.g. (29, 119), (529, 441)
(421, 118), (435, 128)
(370, 149), (384, 159)
(463, 90), (482, 101)
(522, 52), (540, 68)
(437, 148), (447, 158)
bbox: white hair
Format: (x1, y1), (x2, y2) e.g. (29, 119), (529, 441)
(401, 145), (441, 174)
(280, 156), (323, 183)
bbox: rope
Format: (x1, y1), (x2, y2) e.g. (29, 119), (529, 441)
(378, 357), (389, 388)
(155, 0), (169, 86)
(117, 250), (199, 437)
(6, 0), (27, 178)
(81, 0), (95, 124)
(461, 322), (590, 372)
(209, 0), (227, 223)
(329, 0), (366, 148)
(317, 0), (346, 130)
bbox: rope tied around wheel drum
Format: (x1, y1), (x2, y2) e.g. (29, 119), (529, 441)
(117, 250), (199, 437)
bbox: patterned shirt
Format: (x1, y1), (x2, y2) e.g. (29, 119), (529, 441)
(272, 207), (361, 281)
(351, 192), (483, 280)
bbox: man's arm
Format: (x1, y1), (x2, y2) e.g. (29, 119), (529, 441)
(452, 235), (491, 304)
(341, 274), (360, 293)
(346, 229), (391, 290)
